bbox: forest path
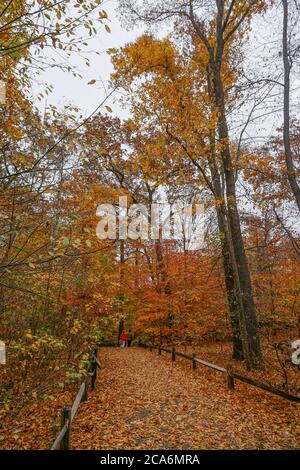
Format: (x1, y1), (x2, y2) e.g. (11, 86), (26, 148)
(71, 347), (298, 450)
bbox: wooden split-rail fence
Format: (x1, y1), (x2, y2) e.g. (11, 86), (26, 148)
(50, 344), (102, 450)
(50, 341), (299, 450)
(143, 343), (300, 404)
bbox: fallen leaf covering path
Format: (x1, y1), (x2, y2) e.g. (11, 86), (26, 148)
(71, 347), (299, 450)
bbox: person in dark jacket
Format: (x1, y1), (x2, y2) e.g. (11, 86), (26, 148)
(127, 330), (133, 347)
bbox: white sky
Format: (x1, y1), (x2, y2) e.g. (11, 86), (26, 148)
(31, 1), (299, 139)
(32, 0), (145, 118)
(28, 0), (300, 234)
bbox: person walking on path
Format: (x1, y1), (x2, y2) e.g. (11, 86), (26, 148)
(120, 330), (127, 348)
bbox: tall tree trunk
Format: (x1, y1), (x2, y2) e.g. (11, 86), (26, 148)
(119, 239), (125, 311)
(155, 235), (173, 332)
(207, 132), (244, 360)
(216, 207), (244, 360)
(282, 0), (300, 212)
(212, 61), (263, 369)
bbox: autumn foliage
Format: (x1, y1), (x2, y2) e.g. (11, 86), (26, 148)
(0, 0), (299, 451)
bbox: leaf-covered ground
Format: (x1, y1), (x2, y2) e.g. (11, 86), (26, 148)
(71, 347), (299, 450)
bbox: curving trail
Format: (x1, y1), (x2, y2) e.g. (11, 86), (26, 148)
(71, 347), (299, 450)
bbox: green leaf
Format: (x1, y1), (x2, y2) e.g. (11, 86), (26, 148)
(107, 48), (118, 55)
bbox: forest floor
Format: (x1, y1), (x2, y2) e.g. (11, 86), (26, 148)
(1, 346), (299, 449)
(70, 347), (299, 450)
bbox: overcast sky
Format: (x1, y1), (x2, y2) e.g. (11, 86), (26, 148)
(31, 0), (299, 141)
(28, 0), (300, 232)
(32, 0), (145, 118)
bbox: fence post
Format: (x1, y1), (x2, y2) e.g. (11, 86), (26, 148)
(60, 406), (71, 450)
(226, 364), (235, 390)
(91, 358), (97, 391)
(172, 347), (176, 361)
(93, 346), (99, 363)
(82, 381), (88, 402)
(192, 353), (196, 370)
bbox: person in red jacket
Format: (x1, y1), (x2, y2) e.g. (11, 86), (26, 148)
(120, 330), (127, 348)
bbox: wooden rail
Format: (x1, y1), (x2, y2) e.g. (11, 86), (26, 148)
(144, 344), (300, 404)
(51, 421), (68, 451)
(50, 344), (101, 450)
(71, 382), (86, 421)
(194, 356), (226, 373)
